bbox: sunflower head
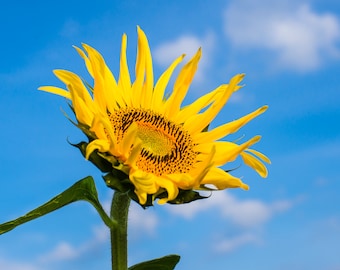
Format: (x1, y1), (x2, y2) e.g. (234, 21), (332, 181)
(39, 27), (270, 207)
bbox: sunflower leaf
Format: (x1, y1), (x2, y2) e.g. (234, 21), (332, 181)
(128, 254), (180, 270)
(0, 176), (114, 235)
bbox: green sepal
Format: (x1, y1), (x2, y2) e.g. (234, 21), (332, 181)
(71, 141), (113, 173)
(103, 172), (145, 207)
(201, 124), (210, 132)
(129, 255), (180, 270)
(103, 171), (131, 193)
(105, 172), (209, 207)
(0, 176), (115, 235)
(167, 189), (208, 204)
(63, 105), (96, 140)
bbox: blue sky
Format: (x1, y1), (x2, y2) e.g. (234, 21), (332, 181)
(1, 0), (340, 269)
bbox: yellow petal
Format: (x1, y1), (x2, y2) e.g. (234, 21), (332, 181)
(164, 48), (201, 118)
(195, 135), (261, 166)
(38, 86), (71, 100)
(200, 167), (249, 190)
(118, 34), (132, 106)
(48, 70), (97, 126)
(135, 190), (148, 205)
(184, 74), (244, 134)
(129, 169), (159, 204)
(194, 105), (268, 143)
(190, 145), (216, 187)
(125, 141), (142, 167)
(73, 45), (94, 77)
(241, 151), (268, 178)
(152, 54), (185, 111)
(174, 86), (224, 124)
(67, 84), (95, 126)
(119, 122), (139, 158)
(247, 149), (271, 164)
(156, 177), (179, 204)
(163, 150), (215, 191)
(131, 27), (146, 108)
(130, 170), (158, 193)
(90, 113), (116, 145)
(81, 44), (122, 112)
(53, 70), (94, 108)
(163, 173), (194, 190)
(137, 26), (154, 109)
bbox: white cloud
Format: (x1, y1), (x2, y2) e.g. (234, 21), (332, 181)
(38, 224), (109, 264)
(153, 33), (215, 82)
(0, 258), (39, 270)
(214, 232), (260, 253)
(154, 36), (202, 66)
(166, 191), (292, 228)
(222, 198), (271, 227)
(128, 203), (158, 238)
(39, 242), (78, 263)
(224, 0), (340, 71)
(0, 224), (110, 270)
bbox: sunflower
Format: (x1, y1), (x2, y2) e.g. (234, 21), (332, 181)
(39, 27), (270, 205)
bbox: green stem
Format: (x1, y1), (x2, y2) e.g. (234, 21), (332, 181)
(110, 191), (131, 270)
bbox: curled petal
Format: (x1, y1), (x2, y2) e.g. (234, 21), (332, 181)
(156, 177), (179, 204)
(129, 170), (159, 205)
(86, 139), (110, 159)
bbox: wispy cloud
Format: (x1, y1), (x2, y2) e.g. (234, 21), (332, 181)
(153, 32), (215, 83)
(165, 191), (292, 228)
(0, 224), (110, 270)
(38, 242), (79, 263)
(163, 191), (294, 254)
(224, 0), (340, 72)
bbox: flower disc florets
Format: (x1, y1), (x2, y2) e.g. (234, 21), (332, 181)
(109, 108), (196, 176)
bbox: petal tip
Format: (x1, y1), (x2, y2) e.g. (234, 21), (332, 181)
(242, 183), (250, 190)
